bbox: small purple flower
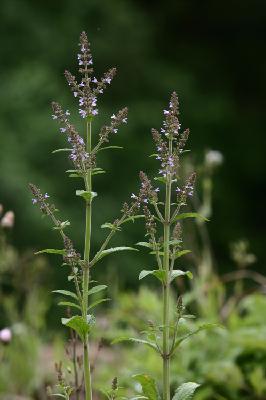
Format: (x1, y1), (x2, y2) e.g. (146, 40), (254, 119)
(65, 110), (70, 116)
(143, 198), (148, 204)
(111, 114), (116, 120)
(105, 77), (111, 84)
(60, 127), (66, 133)
(44, 193), (49, 199)
(74, 92), (78, 97)
(52, 115), (58, 120)
(176, 187), (181, 193)
(163, 110), (170, 115)
(79, 109), (87, 118)
(131, 193), (137, 199)
(92, 77), (98, 83)
(32, 198), (37, 204)
(122, 118), (127, 123)
(155, 188), (160, 192)
(91, 109), (98, 116)
(113, 128), (118, 133)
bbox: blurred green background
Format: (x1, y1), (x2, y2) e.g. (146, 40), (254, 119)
(0, 0), (265, 286)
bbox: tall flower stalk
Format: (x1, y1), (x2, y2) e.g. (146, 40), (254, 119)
(29, 32), (138, 400)
(114, 93), (215, 400)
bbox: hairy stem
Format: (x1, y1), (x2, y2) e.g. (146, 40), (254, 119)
(162, 139), (173, 400)
(83, 119), (92, 400)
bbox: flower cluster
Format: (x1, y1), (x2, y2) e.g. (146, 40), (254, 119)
(143, 205), (157, 237)
(52, 102), (95, 171)
(63, 235), (80, 265)
(99, 108), (128, 143)
(138, 171), (159, 204)
(152, 128), (179, 178)
(176, 172), (196, 202)
(29, 183), (56, 216)
(65, 31), (116, 119)
(162, 92), (181, 138)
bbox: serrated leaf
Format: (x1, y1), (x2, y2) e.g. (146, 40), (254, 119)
(52, 290), (78, 301)
(171, 250), (191, 260)
(95, 247), (138, 262)
(173, 213), (209, 222)
(61, 315), (90, 341)
(171, 270), (193, 282)
(172, 382), (200, 400)
(76, 190), (97, 202)
(98, 146), (123, 152)
(88, 298), (111, 310)
(112, 337), (159, 353)
(58, 301), (81, 311)
(52, 148), (72, 154)
(35, 248), (66, 255)
(88, 285), (107, 296)
(139, 269), (166, 283)
(133, 374), (160, 400)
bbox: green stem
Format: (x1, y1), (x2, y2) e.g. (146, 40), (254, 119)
(162, 140), (172, 400)
(83, 119), (92, 400)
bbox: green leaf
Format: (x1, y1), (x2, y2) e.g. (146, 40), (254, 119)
(101, 222), (121, 231)
(88, 285), (107, 296)
(139, 269), (166, 283)
(98, 146), (123, 152)
(58, 301), (81, 311)
(35, 248), (66, 255)
(61, 315), (91, 341)
(112, 337), (159, 352)
(172, 323), (223, 353)
(53, 220), (71, 230)
(154, 176), (167, 184)
(136, 242), (154, 249)
(52, 290), (78, 301)
(171, 250), (191, 260)
(171, 270), (193, 282)
(76, 190), (97, 202)
(88, 298), (111, 310)
(133, 374), (160, 400)
(92, 167), (106, 176)
(172, 382), (200, 400)
(121, 214), (145, 225)
(173, 213), (209, 222)
(52, 148), (72, 154)
(95, 247), (138, 262)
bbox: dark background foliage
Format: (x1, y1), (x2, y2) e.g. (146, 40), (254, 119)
(0, 0), (265, 288)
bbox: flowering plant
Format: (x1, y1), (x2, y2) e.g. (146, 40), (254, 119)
(30, 32), (140, 400)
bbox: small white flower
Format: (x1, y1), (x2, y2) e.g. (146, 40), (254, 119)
(205, 150), (223, 167)
(1, 211), (15, 228)
(0, 328), (12, 343)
